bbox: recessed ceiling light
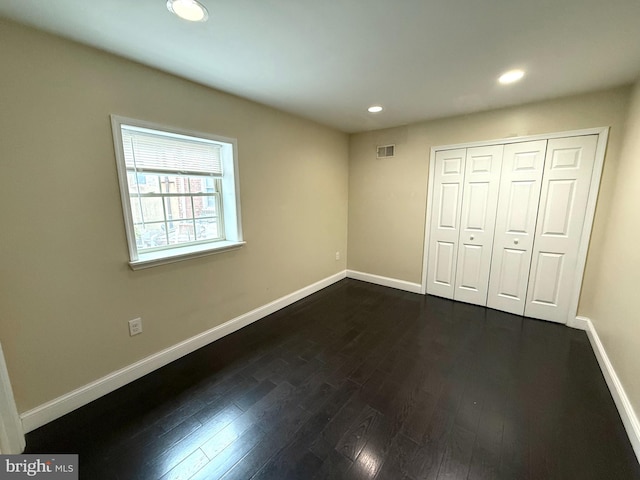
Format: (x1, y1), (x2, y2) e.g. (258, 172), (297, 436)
(498, 69), (525, 85)
(368, 105), (383, 113)
(167, 0), (209, 22)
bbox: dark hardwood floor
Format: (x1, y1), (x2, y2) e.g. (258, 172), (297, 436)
(25, 279), (640, 479)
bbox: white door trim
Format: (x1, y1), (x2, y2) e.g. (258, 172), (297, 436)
(566, 128), (609, 324)
(421, 147), (439, 294)
(0, 342), (25, 454)
(421, 127), (609, 325)
(427, 127), (609, 151)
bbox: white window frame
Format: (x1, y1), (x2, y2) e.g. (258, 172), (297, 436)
(111, 115), (244, 270)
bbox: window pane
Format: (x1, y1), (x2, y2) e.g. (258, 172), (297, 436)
(196, 219), (220, 241)
(135, 173), (162, 194)
(168, 221), (196, 245)
(140, 197), (165, 223)
(127, 172), (139, 193)
(160, 175), (189, 194)
(164, 197), (193, 222)
(189, 177), (210, 193)
(135, 222), (167, 249)
(130, 198), (143, 224)
(194, 196), (217, 218)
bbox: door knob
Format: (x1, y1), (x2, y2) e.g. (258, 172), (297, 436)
(514, 239), (519, 245)
(470, 235), (475, 240)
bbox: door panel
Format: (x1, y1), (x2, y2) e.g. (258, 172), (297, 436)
(524, 135), (598, 322)
(465, 183), (490, 230)
(427, 149), (466, 298)
(459, 244), (483, 289)
(540, 180), (575, 236)
(442, 157), (463, 175)
(550, 147), (582, 169)
(453, 145), (503, 305)
(496, 248), (527, 298)
(434, 241), (455, 286)
(438, 183), (460, 228)
(470, 154), (492, 173)
(530, 252), (564, 305)
(487, 140), (547, 315)
(505, 181), (537, 233)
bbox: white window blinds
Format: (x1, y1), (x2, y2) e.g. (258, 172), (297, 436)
(121, 126), (223, 176)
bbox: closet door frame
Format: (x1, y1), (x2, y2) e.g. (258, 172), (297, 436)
(0, 342), (24, 454)
(420, 127), (609, 325)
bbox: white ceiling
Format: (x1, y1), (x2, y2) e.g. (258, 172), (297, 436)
(1, 0), (639, 133)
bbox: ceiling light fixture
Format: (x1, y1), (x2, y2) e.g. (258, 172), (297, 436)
(498, 69), (525, 85)
(167, 0), (209, 22)
(368, 105), (383, 113)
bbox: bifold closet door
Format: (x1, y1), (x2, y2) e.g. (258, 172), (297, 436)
(487, 140), (547, 315)
(453, 145), (504, 306)
(524, 135), (598, 323)
(426, 149), (466, 299)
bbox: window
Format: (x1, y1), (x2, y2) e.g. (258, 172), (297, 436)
(111, 116), (244, 269)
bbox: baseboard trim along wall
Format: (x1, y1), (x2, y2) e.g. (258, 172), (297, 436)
(571, 316), (640, 462)
(20, 271), (347, 433)
(346, 270), (422, 294)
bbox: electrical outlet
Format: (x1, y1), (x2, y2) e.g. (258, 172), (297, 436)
(128, 317), (143, 336)
(335, 251), (341, 261)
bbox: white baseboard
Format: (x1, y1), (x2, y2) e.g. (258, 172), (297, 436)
(20, 271), (347, 433)
(567, 315), (590, 330)
(573, 316), (640, 462)
(346, 270), (422, 294)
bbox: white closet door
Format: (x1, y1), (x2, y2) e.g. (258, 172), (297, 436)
(426, 149), (466, 299)
(453, 145), (504, 306)
(487, 140), (547, 315)
(524, 135), (598, 323)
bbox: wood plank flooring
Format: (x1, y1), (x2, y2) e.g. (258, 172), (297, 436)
(24, 279), (640, 479)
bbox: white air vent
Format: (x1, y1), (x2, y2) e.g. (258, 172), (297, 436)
(377, 144), (395, 158)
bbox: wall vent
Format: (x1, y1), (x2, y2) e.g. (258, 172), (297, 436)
(376, 144), (395, 158)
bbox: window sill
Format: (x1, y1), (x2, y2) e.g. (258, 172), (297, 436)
(129, 241), (246, 270)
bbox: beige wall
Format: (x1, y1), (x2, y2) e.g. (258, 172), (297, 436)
(583, 79), (640, 415)
(348, 86), (631, 301)
(0, 20), (349, 413)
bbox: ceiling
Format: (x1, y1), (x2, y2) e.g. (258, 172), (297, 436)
(1, 0), (639, 133)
